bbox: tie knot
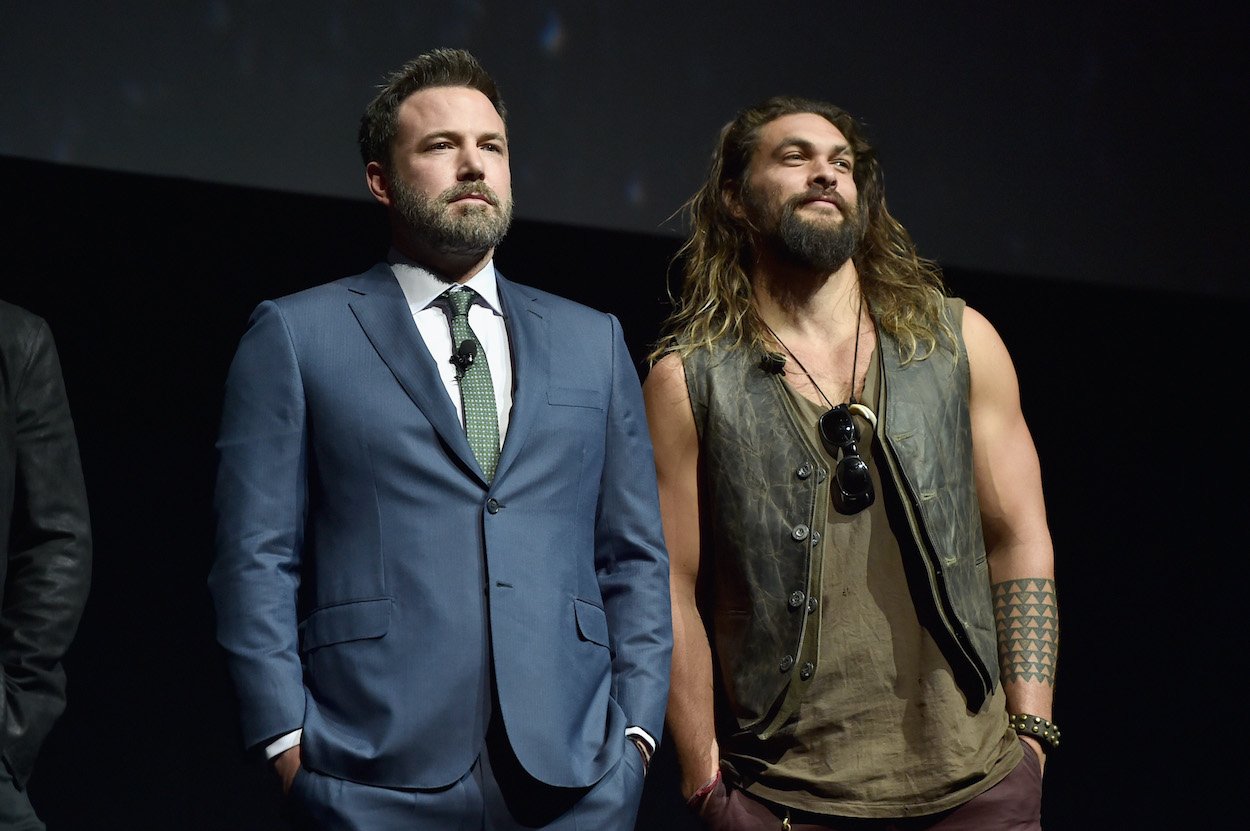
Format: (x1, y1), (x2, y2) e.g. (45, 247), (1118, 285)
(443, 287), (476, 318)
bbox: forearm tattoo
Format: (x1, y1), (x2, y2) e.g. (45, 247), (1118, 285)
(992, 578), (1058, 685)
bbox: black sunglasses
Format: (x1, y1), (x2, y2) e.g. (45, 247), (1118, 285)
(818, 404), (875, 515)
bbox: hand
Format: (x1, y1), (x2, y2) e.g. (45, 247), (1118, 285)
(1019, 734), (1046, 776)
(272, 744), (302, 795)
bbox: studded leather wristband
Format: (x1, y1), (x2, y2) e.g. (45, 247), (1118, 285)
(1009, 713), (1061, 751)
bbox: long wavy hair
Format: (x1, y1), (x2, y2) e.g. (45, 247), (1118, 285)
(650, 96), (953, 365)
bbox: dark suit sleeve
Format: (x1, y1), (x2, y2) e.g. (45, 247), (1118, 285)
(593, 314), (673, 745)
(1, 316), (92, 786)
(208, 301), (309, 751)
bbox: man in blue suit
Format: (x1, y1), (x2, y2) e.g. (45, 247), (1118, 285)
(208, 48), (672, 830)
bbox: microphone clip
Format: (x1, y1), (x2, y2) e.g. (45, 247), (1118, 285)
(451, 340), (477, 380)
(759, 352), (787, 375)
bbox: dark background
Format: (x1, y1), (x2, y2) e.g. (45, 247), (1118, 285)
(4, 153), (1244, 829)
(2, 2), (1246, 298)
(2, 4), (1246, 827)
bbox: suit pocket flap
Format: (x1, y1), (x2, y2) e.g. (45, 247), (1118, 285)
(299, 597), (392, 653)
(574, 598), (610, 648)
(548, 386), (605, 410)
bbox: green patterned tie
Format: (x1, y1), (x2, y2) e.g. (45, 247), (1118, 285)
(443, 287), (499, 481)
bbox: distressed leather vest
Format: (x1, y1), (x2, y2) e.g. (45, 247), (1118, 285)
(683, 299), (998, 735)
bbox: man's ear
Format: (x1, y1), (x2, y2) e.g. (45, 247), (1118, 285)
(365, 160), (392, 207)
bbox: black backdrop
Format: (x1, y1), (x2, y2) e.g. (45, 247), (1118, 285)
(4, 154), (1243, 829)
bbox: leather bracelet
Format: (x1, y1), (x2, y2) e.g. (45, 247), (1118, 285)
(686, 769), (722, 809)
(1008, 712), (1061, 751)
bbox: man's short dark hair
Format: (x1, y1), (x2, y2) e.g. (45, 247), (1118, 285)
(358, 48), (506, 168)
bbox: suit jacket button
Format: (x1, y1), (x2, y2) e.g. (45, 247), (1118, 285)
(486, 498), (501, 514)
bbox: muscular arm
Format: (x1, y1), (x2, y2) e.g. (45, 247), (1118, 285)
(963, 306), (1058, 768)
(642, 354), (720, 798)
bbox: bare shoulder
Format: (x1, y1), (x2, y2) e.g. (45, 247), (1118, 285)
(961, 304), (1018, 372)
(960, 304), (1023, 408)
(643, 352), (698, 453)
(961, 304), (1002, 349)
(643, 352), (690, 404)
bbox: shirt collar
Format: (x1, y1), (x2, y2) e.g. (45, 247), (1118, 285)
(388, 247), (502, 316)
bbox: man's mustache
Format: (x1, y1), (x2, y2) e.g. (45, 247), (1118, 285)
(794, 188), (848, 212)
(443, 183), (500, 206)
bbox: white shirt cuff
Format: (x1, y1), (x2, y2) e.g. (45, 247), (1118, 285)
(625, 725), (655, 754)
(264, 728), (302, 760)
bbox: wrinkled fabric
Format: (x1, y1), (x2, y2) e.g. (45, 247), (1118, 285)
(0, 300), (92, 787)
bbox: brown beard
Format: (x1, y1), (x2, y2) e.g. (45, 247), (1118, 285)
(391, 178), (514, 256)
(746, 187), (866, 272)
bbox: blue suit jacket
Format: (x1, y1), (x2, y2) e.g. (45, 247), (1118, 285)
(209, 264), (672, 789)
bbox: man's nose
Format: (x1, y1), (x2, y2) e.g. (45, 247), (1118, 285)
(458, 147), (486, 180)
(810, 161), (839, 189)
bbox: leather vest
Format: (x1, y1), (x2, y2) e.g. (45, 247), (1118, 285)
(683, 299), (998, 734)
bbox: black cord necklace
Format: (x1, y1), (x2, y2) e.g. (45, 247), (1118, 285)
(760, 291), (865, 408)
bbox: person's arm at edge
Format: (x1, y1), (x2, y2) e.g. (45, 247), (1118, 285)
(642, 353), (720, 799)
(964, 305), (1058, 773)
(1, 317), (92, 786)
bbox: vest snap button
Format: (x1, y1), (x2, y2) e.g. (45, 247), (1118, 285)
(791, 524), (809, 541)
(806, 596), (818, 613)
(796, 462), (813, 479)
(779, 654), (794, 672)
(788, 590), (805, 608)
(800, 661), (814, 680)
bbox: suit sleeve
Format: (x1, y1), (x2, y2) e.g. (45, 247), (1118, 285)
(1, 317), (92, 786)
(593, 314), (673, 745)
(208, 301), (309, 751)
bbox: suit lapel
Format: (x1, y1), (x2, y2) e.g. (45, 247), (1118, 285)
(495, 274), (548, 482)
(346, 264), (482, 480)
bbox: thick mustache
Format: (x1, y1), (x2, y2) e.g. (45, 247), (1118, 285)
(444, 183), (499, 206)
(796, 188), (847, 210)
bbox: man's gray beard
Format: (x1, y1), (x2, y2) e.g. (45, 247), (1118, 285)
(772, 201), (863, 272)
(391, 179), (513, 256)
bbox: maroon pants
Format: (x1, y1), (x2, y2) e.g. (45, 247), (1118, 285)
(694, 741), (1043, 831)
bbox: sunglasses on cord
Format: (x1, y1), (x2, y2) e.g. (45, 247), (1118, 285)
(817, 403), (875, 515)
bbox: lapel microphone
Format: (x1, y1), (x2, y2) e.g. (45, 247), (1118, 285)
(451, 340), (477, 380)
(759, 352), (787, 375)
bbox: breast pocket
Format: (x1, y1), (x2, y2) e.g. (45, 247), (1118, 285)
(547, 386), (606, 410)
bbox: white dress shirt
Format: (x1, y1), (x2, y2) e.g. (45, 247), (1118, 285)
(391, 251), (514, 441)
